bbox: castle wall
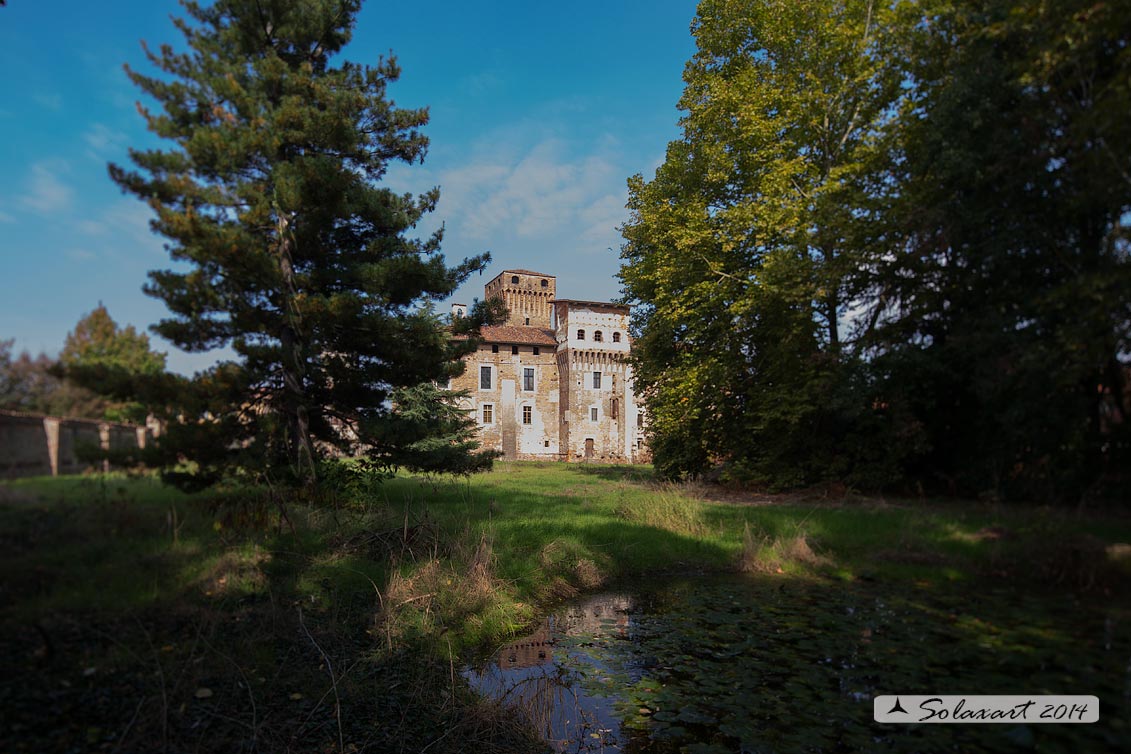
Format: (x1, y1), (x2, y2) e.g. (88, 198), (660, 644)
(451, 342), (560, 460)
(455, 270), (650, 465)
(554, 301), (648, 463)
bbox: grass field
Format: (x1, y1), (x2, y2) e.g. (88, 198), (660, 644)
(2, 463), (1130, 751)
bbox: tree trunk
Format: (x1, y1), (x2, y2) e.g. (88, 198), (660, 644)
(277, 214), (316, 484)
(826, 293), (840, 355)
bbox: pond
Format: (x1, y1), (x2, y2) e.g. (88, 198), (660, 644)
(466, 576), (1130, 753)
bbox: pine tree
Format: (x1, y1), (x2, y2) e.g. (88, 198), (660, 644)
(110, 0), (496, 486)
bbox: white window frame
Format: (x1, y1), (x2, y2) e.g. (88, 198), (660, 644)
(592, 370), (602, 389)
(589, 405), (599, 423)
(522, 366), (536, 392)
(481, 403), (495, 424)
(521, 405), (533, 425)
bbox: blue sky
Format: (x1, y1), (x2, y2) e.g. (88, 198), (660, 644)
(0, 0), (697, 374)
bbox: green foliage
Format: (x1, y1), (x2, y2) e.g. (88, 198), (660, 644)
(110, 0), (499, 487)
(621, 0), (904, 487)
(0, 338), (107, 420)
(61, 304), (166, 376)
(622, 0), (1131, 501)
(376, 383), (502, 477)
(60, 304), (168, 422)
(855, 0), (1131, 501)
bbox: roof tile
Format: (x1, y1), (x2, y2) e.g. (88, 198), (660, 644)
(479, 325), (557, 346)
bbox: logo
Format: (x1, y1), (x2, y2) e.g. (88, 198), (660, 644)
(873, 696), (1099, 724)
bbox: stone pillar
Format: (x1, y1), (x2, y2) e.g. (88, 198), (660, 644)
(43, 417), (61, 477)
(99, 423), (111, 473)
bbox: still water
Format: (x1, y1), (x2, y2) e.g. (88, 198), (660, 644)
(466, 576), (1130, 753)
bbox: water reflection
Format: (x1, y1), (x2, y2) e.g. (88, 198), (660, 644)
(467, 577), (1130, 754)
(466, 594), (636, 752)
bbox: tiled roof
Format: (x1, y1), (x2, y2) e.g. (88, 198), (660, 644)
(552, 299), (631, 311)
(479, 325), (557, 346)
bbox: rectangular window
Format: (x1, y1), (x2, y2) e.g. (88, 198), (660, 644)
(637, 413), (644, 429)
(522, 406), (532, 425)
(491, 344), (499, 353)
(480, 365), (492, 390)
(523, 367), (535, 391)
(511, 345), (519, 355)
(590, 407), (598, 422)
(533, 347), (540, 356)
(592, 371), (601, 389)
(482, 404), (494, 424)
(611, 398), (619, 419)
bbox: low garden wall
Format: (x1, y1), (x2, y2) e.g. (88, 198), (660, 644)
(0, 409), (154, 478)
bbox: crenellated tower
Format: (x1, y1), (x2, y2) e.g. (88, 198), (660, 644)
(484, 270), (556, 328)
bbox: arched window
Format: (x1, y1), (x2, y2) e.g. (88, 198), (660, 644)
(510, 275), (519, 284)
(612, 332), (621, 343)
(577, 329), (585, 340)
(594, 330), (603, 342)
(540, 279), (548, 288)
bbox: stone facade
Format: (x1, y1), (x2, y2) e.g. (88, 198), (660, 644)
(450, 269), (649, 463)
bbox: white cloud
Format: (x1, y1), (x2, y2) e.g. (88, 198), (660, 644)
(434, 139), (625, 245)
(22, 161), (73, 214)
(83, 123), (128, 159)
(351, 121), (637, 304)
(99, 200), (162, 257)
(579, 193), (628, 246)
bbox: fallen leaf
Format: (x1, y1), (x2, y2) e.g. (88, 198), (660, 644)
(195, 687), (213, 699)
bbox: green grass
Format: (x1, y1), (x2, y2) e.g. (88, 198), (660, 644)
(5, 463), (1131, 641)
(3, 463), (1130, 752)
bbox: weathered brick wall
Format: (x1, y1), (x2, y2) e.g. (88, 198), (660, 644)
(0, 410), (152, 478)
(451, 343), (561, 460)
(454, 270), (651, 465)
(483, 271), (556, 328)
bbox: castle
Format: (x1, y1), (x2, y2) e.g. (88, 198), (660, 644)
(449, 269), (649, 463)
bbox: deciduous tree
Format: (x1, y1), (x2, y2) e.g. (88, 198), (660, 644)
(620, 0), (902, 485)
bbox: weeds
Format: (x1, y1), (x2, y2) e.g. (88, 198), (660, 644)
(739, 521), (831, 574)
(4, 464), (1131, 752)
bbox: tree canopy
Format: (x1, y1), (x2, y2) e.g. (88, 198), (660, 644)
(621, 0), (1131, 501)
(1, 305), (167, 422)
(111, 0), (499, 488)
(59, 304), (168, 422)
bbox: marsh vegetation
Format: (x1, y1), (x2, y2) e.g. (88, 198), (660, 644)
(2, 463), (1129, 751)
